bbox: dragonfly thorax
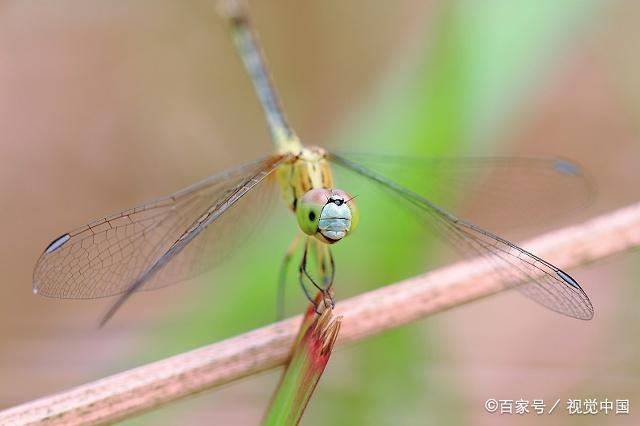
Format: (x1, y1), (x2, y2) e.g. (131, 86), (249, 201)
(276, 146), (335, 211)
(296, 188), (359, 244)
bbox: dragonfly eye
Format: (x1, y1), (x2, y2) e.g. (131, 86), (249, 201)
(296, 189), (327, 236)
(296, 188), (359, 242)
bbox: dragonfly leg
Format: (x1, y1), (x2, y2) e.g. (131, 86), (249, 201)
(325, 247), (336, 307)
(297, 272), (333, 314)
(301, 241), (325, 294)
(277, 232), (302, 320)
(300, 240), (334, 313)
(320, 245), (336, 290)
(316, 244), (336, 307)
(297, 240), (319, 310)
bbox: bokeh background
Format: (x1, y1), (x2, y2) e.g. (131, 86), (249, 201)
(1, 0), (639, 425)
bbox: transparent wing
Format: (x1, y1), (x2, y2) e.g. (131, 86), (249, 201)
(33, 154), (290, 300)
(335, 152), (593, 232)
(330, 153), (594, 320)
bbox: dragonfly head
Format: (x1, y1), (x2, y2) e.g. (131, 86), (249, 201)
(296, 188), (359, 243)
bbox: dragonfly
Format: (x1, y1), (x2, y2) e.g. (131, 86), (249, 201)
(32, 4), (594, 326)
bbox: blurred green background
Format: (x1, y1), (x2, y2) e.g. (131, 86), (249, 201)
(1, 1), (639, 425)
